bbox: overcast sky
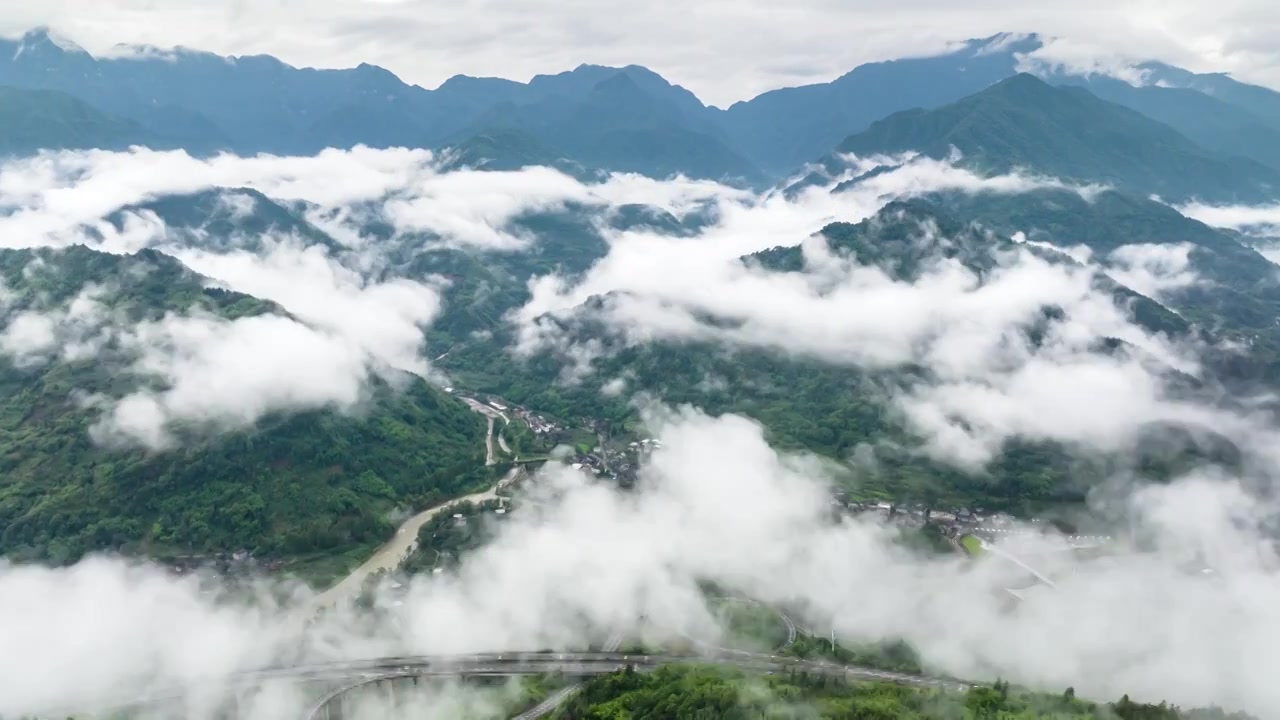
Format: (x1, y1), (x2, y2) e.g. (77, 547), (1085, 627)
(0, 0), (1278, 112)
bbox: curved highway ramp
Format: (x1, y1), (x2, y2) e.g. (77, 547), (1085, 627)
(81, 650), (970, 720)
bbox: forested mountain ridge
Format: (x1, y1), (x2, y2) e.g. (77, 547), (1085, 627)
(429, 193), (1252, 512)
(6, 27), (1280, 187)
(0, 244), (489, 568)
(830, 74), (1280, 203)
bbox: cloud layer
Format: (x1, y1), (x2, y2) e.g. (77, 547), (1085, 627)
(2, 408), (1278, 718)
(0, 147), (733, 446)
(0, 142), (1278, 719)
(512, 155), (1250, 466)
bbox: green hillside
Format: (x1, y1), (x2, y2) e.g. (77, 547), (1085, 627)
(559, 666), (1252, 720)
(436, 199), (1247, 514)
(929, 190), (1280, 383)
(0, 246), (488, 568)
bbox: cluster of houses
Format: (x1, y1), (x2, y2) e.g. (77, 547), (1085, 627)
(627, 438), (664, 453)
(839, 497), (1014, 535)
(567, 436), (665, 483)
(511, 405), (560, 435)
(570, 449), (613, 476)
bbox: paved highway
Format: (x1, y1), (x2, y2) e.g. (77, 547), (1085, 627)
(289, 651), (971, 720)
(89, 650), (970, 720)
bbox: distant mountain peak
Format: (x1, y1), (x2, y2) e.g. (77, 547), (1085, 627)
(13, 26), (90, 59)
(988, 71), (1057, 93)
(961, 32), (1044, 57)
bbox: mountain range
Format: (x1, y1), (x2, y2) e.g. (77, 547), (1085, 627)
(4, 28), (1280, 189)
(4, 26), (1280, 567)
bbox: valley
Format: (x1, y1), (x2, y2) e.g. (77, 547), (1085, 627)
(0, 15), (1279, 720)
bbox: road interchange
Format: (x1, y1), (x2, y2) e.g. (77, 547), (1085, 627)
(81, 648), (971, 720)
(276, 650), (970, 720)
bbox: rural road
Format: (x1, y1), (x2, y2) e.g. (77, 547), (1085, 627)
(484, 416), (496, 465)
(461, 396), (511, 465)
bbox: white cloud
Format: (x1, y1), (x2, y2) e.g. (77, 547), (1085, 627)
(1178, 201), (1280, 238)
(0, 284), (112, 367)
(1105, 243), (1199, 300)
(0, 146), (751, 448)
(506, 155), (1250, 467)
(0, 147), (738, 255)
(91, 312), (374, 448)
(170, 239), (443, 377)
(4, 409), (1280, 717)
(1014, 36), (1157, 86)
(0, 311), (58, 359)
(0, 145), (1242, 468)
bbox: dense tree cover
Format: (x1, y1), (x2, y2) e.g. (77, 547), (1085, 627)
(110, 188), (345, 254)
(709, 600), (793, 652)
(444, 351), (1099, 512)
(0, 245), (280, 321)
(556, 666), (1255, 720)
(0, 246), (489, 566)
(440, 318), (1234, 515)
(835, 74), (1280, 204)
(784, 635), (925, 675)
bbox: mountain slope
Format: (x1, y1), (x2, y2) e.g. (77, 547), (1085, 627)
(452, 69), (763, 183)
(441, 199), (1245, 513)
(0, 85), (163, 155)
(717, 34), (1036, 175)
(834, 74), (1280, 203)
(1139, 61), (1280, 127)
(750, 197), (1193, 341)
(0, 245), (488, 569)
(718, 31), (1280, 178)
(929, 189), (1280, 382)
(109, 187), (346, 253)
(1051, 75), (1280, 173)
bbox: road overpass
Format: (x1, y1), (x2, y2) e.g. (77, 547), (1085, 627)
(81, 650), (971, 720)
(298, 651), (970, 720)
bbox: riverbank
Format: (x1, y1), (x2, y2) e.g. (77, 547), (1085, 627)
(305, 466), (522, 613)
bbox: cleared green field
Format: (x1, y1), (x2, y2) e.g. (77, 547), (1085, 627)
(960, 534), (984, 557)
